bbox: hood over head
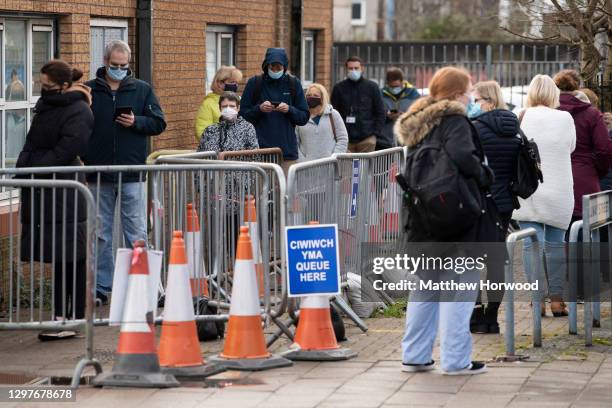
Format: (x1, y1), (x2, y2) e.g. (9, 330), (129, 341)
(559, 92), (591, 115)
(261, 48), (289, 72)
(474, 109), (519, 137)
(394, 96), (466, 147)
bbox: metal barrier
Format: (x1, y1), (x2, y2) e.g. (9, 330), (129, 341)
(568, 220), (583, 337)
(334, 148), (405, 304)
(0, 178), (102, 388)
(219, 147), (283, 166)
(503, 227), (545, 358)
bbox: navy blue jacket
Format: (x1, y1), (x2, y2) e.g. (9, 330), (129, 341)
(83, 67), (166, 181)
(239, 48), (309, 161)
(472, 109), (521, 213)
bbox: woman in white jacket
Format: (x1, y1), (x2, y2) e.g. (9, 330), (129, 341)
(297, 83), (348, 161)
(514, 74), (576, 317)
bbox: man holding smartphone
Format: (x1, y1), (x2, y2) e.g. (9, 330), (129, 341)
(380, 67), (420, 150)
(83, 40), (166, 304)
(239, 48), (309, 174)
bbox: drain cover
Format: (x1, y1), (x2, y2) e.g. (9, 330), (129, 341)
(0, 373), (41, 385)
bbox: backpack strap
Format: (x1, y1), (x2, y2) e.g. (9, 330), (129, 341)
(251, 75), (264, 106)
(329, 110), (337, 142)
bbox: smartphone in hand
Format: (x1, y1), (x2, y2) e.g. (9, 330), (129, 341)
(114, 106), (133, 120)
(271, 101), (281, 108)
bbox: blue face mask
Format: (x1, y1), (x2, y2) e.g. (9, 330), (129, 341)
(467, 101), (482, 119)
(348, 70), (362, 81)
(268, 69), (284, 80)
(390, 86), (403, 95)
(107, 66), (128, 82)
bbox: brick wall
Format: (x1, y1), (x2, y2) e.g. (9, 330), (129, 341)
(0, 0), (333, 151)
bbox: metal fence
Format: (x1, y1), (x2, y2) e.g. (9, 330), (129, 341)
(332, 42), (581, 109)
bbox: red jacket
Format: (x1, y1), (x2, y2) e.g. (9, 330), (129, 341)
(559, 93), (612, 217)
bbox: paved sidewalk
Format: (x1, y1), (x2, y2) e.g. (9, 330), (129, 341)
(0, 303), (611, 407)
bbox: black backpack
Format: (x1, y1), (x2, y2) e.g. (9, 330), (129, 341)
(512, 110), (543, 203)
(396, 121), (484, 240)
(196, 297), (226, 342)
(250, 74), (298, 105)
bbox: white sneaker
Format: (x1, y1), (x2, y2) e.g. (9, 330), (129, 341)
(443, 361), (487, 375)
(401, 360), (436, 373)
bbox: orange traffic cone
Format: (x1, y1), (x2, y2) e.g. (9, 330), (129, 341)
(209, 226), (292, 371)
(382, 163), (400, 236)
(244, 196), (265, 297)
(93, 241), (179, 388)
(158, 231), (225, 378)
(186, 203), (209, 297)
(282, 221), (357, 361)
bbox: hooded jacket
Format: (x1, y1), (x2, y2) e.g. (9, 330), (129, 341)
(17, 90), (94, 262)
(558, 92), (612, 217)
(472, 109), (522, 214)
(83, 67), (166, 182)
(395, 97), (498, 243)
(194, 92), (221, 142)
(239, 48), (309, 161)
(331, 74), (386, 143)
(380, 82), (420, 148)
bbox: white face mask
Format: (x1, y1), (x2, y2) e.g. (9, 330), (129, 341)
(221, 107), (238, 122)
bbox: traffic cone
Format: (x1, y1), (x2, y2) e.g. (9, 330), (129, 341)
(93, 241), (179, 388)
(382, 163), (400, 236)
(209, 226), (292, 371)
(158, 231), (225, 378)
(244, 196), (265, 297)
(282, 221), (357, 361)
(186, 203), (209, 297)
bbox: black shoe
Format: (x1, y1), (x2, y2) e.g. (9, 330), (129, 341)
(487, 322), (500, 334)
(443, 361), (487, 375)
(401, 360), (435, 373)
(96, 291), (108, 306)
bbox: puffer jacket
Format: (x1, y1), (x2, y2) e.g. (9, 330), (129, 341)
(472, 109), (522, 213)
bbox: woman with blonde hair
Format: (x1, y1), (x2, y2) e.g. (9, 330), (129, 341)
(396, 67), (496, 375)
(194, 65), (243, 141)
(296, 83), (348, 160)
(514, 74), (576, 316)
(468, 80), (521, 333)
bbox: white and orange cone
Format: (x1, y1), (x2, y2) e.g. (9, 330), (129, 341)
(382, 163), (400, 236)
(282, 221), (357, 361)
(158, 231), (225, 378)
(209, 226), (292, 371)
(244, 196), (265, 297)
(93, 241), (179, 388)
(185, 203), (209, 297)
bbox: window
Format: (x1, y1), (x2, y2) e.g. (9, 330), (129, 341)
(0, 18), (53, 184)
(89, 19), (128, 79)
(206, 25), (235, 92)
(351, 1), (366, 26)
(301, 31), (315, 86)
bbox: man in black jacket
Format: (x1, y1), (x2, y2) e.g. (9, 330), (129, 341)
(82, 40), (166, 302)
(331, 56), (385, 153)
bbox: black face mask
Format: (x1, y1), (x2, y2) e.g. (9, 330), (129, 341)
(224, 83), (238, 93)
(41, 88), (62, 98)
(307, 96), (322, 108)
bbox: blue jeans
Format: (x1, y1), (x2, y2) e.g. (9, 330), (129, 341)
(90, 182), (147, 294)
(520, 221), (566, 297)
(401, 268), (479, 372)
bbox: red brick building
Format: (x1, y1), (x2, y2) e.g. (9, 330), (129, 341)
(0, 0), (333, 162)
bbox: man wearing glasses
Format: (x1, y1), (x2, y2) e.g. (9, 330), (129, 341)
(83, 40), (166, 304)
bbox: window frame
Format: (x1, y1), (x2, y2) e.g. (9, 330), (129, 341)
(351, 1), (366, 26)
(0, 17), (54, 200)
(89, 18), (128, 79)
(205, 25), (236, 92)
(301, 30), (315, 87)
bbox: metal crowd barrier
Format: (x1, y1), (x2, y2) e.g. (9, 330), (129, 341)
(503, 227), (545, 359)
(0, 178), (102, 388)
(566, 190), (612, 346)
(334, 148), (405, 304)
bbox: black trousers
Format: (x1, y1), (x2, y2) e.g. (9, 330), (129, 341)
(478, 211), (512, 304)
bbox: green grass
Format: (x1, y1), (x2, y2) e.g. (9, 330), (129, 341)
(373, 299), (407, 318)
(592, 337), (612, 347)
